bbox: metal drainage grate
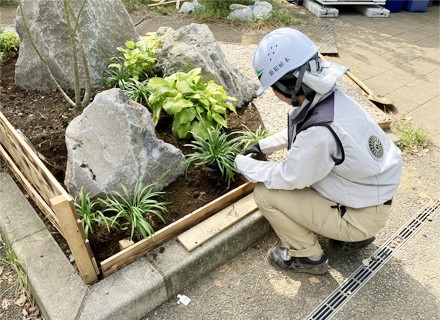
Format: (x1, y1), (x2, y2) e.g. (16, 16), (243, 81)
(305, 196), (440, 320)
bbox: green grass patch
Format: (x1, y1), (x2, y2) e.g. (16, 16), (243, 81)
(121, 0), (301, 25)
(154, 4), (176, 15)
(194, 0), (299, 25)
(194, 0), (253, 21)
(262, 1), (300, 26)
(0, 1), (17, 8)
(122, 0), (154, 12)
(0, 233), (34, 304)
(392, 118), (430, 150)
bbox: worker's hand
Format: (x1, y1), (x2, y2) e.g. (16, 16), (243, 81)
(241, 143), (262, 157)
(204, 162), (221, 175)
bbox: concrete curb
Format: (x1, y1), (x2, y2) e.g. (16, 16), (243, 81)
(0, 173), (87, 320)
(0, 173), (272, 319)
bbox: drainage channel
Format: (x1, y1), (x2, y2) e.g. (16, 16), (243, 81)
(305, 196), (440, 320)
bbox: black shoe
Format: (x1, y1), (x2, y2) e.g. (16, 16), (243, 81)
(268, 247), (329, 275)
(330, 237), (376, 253)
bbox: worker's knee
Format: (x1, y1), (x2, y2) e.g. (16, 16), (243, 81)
(253, 182), (270, 208)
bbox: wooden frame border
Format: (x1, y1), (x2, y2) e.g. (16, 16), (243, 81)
(0, 112), (98, 284)
(101, 182), (255, 277)
(1, 111), (256, 282)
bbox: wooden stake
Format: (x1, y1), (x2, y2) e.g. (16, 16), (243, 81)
(51, 195), (98, 284)
(119, 238), (135, 251)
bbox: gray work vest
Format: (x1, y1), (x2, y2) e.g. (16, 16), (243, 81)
(290, 90), (402, 208)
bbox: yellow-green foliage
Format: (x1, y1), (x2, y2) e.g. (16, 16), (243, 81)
(107, 32), (163, 82)
(0, 28), (20, 61)
(392, 118), (429, 150)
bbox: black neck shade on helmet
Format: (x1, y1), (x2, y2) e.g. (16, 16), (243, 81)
(271, 55), (319, 107)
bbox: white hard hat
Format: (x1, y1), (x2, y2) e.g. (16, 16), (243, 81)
(253, 28), (319, 96)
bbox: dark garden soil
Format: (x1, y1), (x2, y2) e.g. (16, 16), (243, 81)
(0, 54), (263, 263)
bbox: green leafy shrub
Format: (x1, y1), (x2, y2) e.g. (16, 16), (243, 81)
(0, 29), (20, 62)
(147, 68), (237, 139)
(108, 32), (163, 81)
(100, 181), (168, 241)
(184, 126), (242, 188)
(74, 188), (113, 238)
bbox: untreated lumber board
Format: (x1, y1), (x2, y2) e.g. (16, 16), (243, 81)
(50, 195), (98, 284)
(101, 182), (255, 277)
(148, 0), (177, 7)
(119, 238), (134, 251)
(177, 193), (258, 252)
(339, 75), (392, 129)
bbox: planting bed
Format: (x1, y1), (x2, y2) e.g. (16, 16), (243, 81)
(0, 54), (263, 265)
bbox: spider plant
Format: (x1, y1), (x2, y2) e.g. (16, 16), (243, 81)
(235, 124), (270, 151)
(100, 180), (168, 240)
(104, 59), (131, 89)
(122, 78), (150, 105)
(74, 188), (112, 238)
(184, 125), (242, 188)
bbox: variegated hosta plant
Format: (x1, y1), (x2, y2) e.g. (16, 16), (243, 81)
(147, 68), (237, 140)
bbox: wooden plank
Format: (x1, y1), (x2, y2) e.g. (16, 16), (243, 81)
(318, 55), (392, 128)
(101, 182), (255, 277)
(50, 195), (98, 284)
(378, 120), (391, 130)
(177, 193), (258, 252)
(176, 0), (181, 9)
(148, 0), (177, 7)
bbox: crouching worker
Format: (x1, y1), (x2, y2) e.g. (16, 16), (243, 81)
(234, 28), (403, 275)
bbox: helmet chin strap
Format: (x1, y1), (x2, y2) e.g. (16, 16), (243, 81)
(273, 63), (308, 108)
(291, 64), (307, 107)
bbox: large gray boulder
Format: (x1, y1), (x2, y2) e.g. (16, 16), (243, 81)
(154, 23), (259, 107)
(15, 0), (138, 91)
(65, 89), (185, 199)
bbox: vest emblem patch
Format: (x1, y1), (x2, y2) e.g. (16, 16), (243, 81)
(368, 135), (384, 160)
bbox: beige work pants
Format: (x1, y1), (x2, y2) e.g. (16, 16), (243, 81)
(254, 183), (390, 258)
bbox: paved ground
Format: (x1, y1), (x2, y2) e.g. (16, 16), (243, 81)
(1, 2), (439, 320)
(142, 3), (440, 320)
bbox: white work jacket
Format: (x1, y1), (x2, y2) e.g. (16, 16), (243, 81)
(235, 90), (403, 208)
